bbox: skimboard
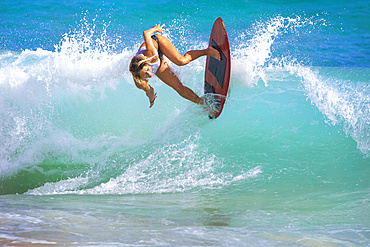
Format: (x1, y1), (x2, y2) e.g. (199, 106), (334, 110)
(204, 17), (231, 119)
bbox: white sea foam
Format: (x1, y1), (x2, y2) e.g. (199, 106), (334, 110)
(0, 22), (136, 176)
(26, 133), (262, 195)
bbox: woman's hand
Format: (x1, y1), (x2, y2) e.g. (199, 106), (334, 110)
(145, 85), (157, 108)
(152, 24), (165, 33)
(149, 92), (157, 108)
(143, 24), (165, 57)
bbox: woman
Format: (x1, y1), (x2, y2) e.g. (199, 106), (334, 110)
(129, 24), (220, 108)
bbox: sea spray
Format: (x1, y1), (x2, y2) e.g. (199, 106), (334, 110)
(285, 62), (370, 155)
(0, 20), (131, 179)
(231, 15), (326, 87)
(229, 14), (369, 155)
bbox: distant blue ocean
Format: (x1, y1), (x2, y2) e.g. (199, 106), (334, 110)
(0, 0), (369, 246)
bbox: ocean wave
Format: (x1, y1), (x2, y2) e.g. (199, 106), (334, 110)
(1, 14), (368, 196)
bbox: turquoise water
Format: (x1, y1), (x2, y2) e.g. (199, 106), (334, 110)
(1, 0), (369, 246)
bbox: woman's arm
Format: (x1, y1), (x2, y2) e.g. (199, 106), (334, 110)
(135, 80), (157, 108)
(146, 88), (157, 108)
(143, 24), (164, 57)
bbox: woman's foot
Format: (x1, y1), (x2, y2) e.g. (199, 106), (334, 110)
(207, 46), (221, 60)
(199, 94), (220, 117)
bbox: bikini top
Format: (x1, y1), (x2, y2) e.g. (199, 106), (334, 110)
(136, 46), (161, 76)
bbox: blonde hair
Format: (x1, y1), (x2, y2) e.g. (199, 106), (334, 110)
(129, 54), (156, 85)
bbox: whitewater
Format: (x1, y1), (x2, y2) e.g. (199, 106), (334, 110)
(0, 0), (369, 246)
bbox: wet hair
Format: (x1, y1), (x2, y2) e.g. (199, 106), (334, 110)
(129, 54), (154, 85)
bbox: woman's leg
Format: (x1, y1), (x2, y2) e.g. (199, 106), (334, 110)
(156, 59), (201, 104)
(156, 35), (220, 66)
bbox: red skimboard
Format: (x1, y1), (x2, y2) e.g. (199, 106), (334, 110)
(204, 17), (231, 119)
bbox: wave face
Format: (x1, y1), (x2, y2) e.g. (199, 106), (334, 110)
(0, 8), (369, 195)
